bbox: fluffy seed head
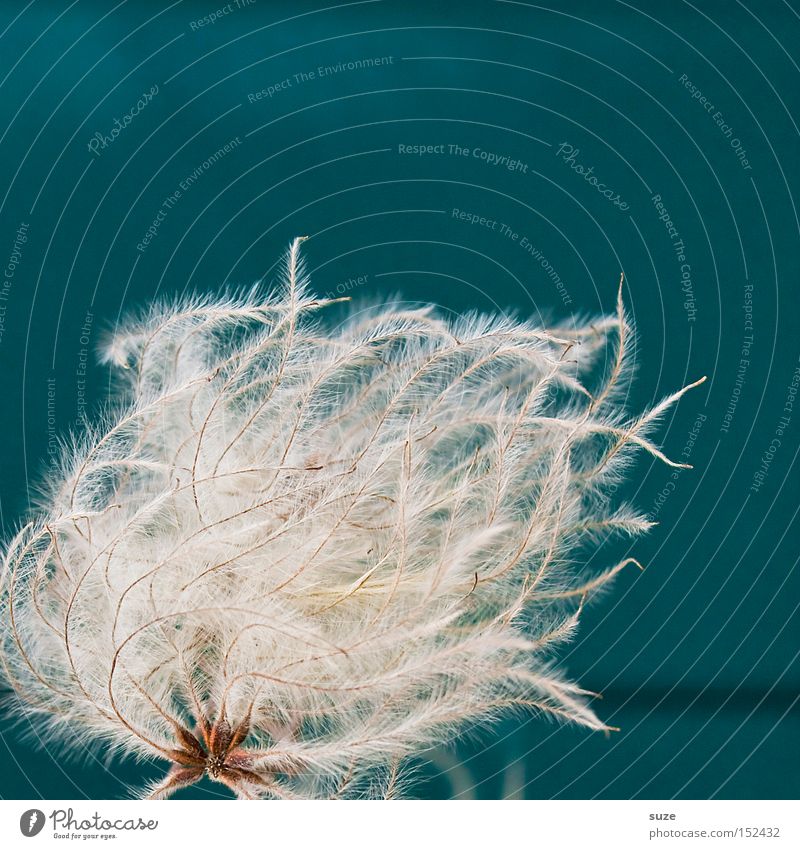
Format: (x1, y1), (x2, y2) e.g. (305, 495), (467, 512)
(0, 239), (703, 798)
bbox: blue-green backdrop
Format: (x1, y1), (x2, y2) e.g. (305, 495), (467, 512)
(0, 0), (798, 800)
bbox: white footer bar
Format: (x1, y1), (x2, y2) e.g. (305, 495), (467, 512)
(1, 799), (796, 848)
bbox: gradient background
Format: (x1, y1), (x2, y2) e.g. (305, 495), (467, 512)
(0, 0), (798, 800)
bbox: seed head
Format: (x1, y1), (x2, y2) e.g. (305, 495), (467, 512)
(0, 240), (703, 799)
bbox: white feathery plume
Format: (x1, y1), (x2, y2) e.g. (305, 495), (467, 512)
(0, 238), (704, 799)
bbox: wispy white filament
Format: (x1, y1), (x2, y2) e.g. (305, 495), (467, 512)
(0, 239), (703, 799)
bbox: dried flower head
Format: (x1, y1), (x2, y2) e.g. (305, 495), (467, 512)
(0, 239), (703, 799)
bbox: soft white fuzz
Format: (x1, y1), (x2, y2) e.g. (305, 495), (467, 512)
(0, 239), (703, 799)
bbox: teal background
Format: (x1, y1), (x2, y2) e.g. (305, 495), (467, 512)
(0, 0), (798, 800)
